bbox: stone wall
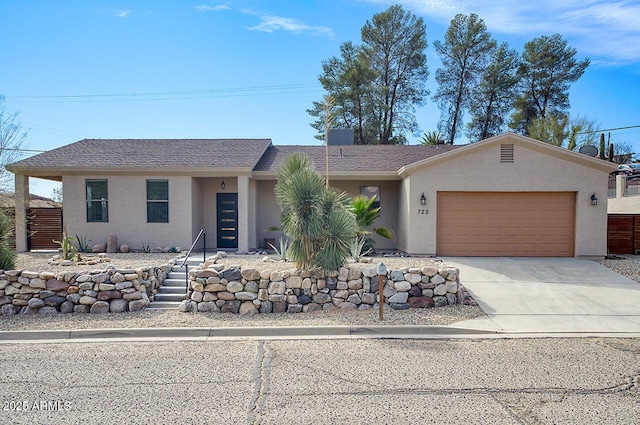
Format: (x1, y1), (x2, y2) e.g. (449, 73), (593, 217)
(0, 263), (172, 316)
(181, 262), (474, 314)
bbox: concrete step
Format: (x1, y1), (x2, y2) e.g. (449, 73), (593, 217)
(158, 285), (186, 294)
(166, 273), (187, 281)
(147, 301), (182, 310)
(162, 275), (187, 286)
(154, 293), (186, 302)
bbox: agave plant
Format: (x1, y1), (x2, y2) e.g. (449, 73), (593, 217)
(268, 237), (290, 261)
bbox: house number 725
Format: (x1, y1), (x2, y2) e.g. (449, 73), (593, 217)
(417, 209), (429, 215)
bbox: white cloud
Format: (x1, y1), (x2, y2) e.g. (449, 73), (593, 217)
(364, 0), (640, 66)
(114, 9), (131, 18)
(244, 11), (334, 37)
(195, 4), (231, 12)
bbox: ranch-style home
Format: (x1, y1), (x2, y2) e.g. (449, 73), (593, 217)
(7, 133), (616, 257)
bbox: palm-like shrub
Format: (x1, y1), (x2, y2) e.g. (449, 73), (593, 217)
(350, 195), (393, 253)
(275, 153), (357, 271)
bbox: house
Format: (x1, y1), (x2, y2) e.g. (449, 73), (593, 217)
(7, 133), (616, 257)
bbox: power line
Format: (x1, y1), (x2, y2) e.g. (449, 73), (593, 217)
(8, 83), (322, 104)
(0, 148), (46, 153)
(576, 124), (640, 135)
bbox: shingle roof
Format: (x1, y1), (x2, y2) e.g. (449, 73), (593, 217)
(253, 144), (462, 173)
(7, 139), (273, 170)
(7, 138), (463, 175)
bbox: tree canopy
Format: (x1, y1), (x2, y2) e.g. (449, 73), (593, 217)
(466, 43), (520, 141)
(509, 34), (590, 134)
(433, 13), (496, 144)
(308, 5), (428, 145)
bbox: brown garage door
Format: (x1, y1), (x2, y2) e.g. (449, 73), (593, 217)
(437, 192), (575, 257)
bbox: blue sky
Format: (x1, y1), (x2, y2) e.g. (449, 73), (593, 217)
(2, 0), (639, 197)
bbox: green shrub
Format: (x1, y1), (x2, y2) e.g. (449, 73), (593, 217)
(0, 210), (16, 269)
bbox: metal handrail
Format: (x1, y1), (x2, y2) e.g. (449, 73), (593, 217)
(180, 229), (206, 295)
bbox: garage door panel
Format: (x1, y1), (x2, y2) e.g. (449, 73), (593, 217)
(437, 192), (575, 257)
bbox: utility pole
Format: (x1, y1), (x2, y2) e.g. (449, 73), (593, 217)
(323, 95), (335, 188)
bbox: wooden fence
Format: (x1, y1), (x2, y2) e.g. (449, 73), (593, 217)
(0, 207), (63, 251)
(607, 214), (640, 255)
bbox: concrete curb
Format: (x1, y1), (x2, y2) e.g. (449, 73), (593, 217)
(0, 326), (637, 342)
(0, 325), (495, 341)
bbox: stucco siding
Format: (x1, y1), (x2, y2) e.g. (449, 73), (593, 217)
(607, 196), (640, 214)
(397, 177), (411, 253)
(406, 141), (610, 256)
(256, 180), (283, 247)
(191, 177), (203, 245)
(62, 175), (193, 250)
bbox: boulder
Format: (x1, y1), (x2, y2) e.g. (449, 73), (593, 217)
(408, 297), (434, 308)
(59, 301), (74, 314)
(106, 234), (118, 253)
(128, 299), (147, 311)
(92, 244), (106, 253)
(90, 301), (110, 314)
(239, 301), (258, 315)
(109, 299), (129, 313)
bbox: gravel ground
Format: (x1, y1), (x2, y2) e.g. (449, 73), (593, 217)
(3, 252), (636, 331)
(0, 304), (484, 331)
(597, 254), (640, 282)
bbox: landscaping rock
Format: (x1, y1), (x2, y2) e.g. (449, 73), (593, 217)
(1, 304), (17, 315)
(90, 301), (110, 314)
(408, 297), (434, 309)
(128, 299), (146, 311)
(38, 306), (58, 315)
(109, 299), (128, 313)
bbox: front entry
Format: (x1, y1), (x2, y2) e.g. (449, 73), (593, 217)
(217, 193), (238, 249)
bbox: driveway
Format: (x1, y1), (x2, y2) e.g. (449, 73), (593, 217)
(442, 257), (640, 334)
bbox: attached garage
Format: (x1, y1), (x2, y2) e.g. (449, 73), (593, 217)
(436, 192), (576, 257)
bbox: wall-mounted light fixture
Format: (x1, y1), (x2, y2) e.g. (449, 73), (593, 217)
(591, 193), (598, 206)
(221, 179), (226, 190)
(420, 193), (427, 206)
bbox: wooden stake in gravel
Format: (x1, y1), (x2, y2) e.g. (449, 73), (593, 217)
(377, 262), (387, 321)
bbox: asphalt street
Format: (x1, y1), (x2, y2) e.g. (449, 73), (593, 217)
(0, 338), (637, 424)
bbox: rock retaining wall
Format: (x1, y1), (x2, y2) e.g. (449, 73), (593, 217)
(0, 263), (172, 315)
(181, 262), (474, 314)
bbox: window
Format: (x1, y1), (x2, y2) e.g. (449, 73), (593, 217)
(147, 180), (169, 223)
(360, 186), (381, 210)
(86, 180), (108, 222)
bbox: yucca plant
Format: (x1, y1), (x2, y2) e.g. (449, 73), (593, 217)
(274, 153), (357, 271)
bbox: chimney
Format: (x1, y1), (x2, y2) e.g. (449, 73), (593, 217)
(327, 128), (354, 145)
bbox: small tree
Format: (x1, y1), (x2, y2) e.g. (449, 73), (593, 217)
(0, 95), (28, 190)
(599, 133), (606, 160)
(274, 153), (357, 271)
(0, 210), (16, 269)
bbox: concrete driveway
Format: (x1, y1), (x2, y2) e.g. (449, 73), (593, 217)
(442, 257), (640, 334)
